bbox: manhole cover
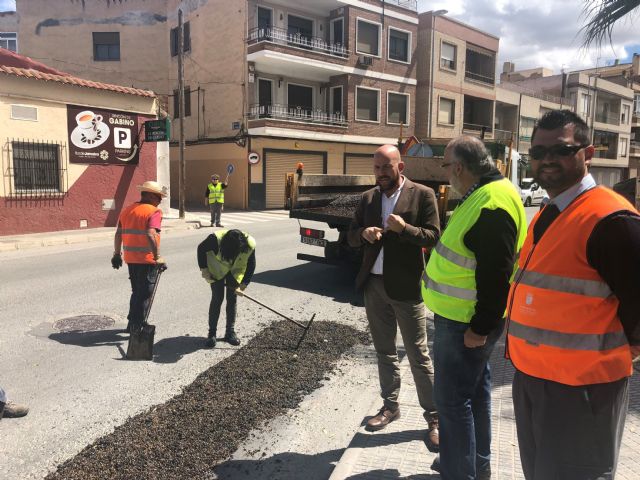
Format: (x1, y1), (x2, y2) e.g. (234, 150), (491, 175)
(53, 315), (116, 332)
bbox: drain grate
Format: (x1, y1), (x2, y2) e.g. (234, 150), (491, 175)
(53, 315), (116, 332)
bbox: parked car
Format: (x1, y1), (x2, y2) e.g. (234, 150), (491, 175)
(520, 178), (547, 206)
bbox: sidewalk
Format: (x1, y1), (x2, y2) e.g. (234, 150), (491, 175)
(330, 337), (640, 480)
(0, 208), (202, 252)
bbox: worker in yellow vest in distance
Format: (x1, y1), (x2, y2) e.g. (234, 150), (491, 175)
(204, 173), (228, 227)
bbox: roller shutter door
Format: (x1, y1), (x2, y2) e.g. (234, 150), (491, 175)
(344, 155), (373, 175)
(265, 151), (325, 208)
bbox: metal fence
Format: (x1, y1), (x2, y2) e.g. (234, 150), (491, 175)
(595, 111), (620, 125)
(247, 26), (349, 58)
(465, 70), (495, 85)
(4, 139), (68, 198)
(247, 103), (347, 126)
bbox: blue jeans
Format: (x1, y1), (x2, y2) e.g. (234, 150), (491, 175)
(433, 314), (505, 480)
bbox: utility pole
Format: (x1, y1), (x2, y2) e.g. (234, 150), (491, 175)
(178, 9), (186, 219)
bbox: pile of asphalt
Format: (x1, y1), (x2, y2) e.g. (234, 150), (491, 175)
(319, 194), (362, 218)
(46, 320), (369, 480)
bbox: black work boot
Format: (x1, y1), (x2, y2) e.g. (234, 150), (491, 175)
(205, 336), (216, 348)
(224, 330), (240, 346)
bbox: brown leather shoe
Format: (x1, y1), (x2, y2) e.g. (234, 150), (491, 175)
(365, 406), (400, 431)
(424, 414), (439, 452)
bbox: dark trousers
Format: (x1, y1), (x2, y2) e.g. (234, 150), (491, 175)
(127, 264), (159, 327)
(208, 273), (238, 338)
(433, 315), (504, 480)
(210, 202), (223, 225)
(513, 370), (628, 480)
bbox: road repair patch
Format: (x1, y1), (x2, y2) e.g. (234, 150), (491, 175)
(45, 320), (370, 480)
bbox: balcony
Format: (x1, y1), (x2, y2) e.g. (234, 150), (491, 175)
(631, 141), (640, 156)
(463, 122), (493, 138)
(247, 103), (347, 127)
(247, 26), (349, 59)
(465, 48), (495, 86)
(494, 129), (515, 142)
(465, 71), (495, 86)
(595, 111), (620, 126)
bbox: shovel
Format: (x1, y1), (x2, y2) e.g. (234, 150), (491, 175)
(127, 265), (165, 360)
(240, 291), (316, 350)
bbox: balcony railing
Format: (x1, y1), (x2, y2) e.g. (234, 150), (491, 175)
(247, 103), (347, 127)
(463, 123), (493, 136)
(247, 26), (349, 58)
(630, 141), (640, 154)
(465, 70), (495, 85)
(494, 129), (515, 142)
(385, 0), (418, 11)
(595, 111), (620, 125)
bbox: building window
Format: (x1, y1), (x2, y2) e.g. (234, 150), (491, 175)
(330, 86), (343, 115)
(356, 86), (380, 122)
(620, 138), (628, 157)
(173, 87), (191, 118)
(622, 104), (630, 124)
(11, 140), (62, 192)
(93, 32), (120, 61)
(330, 18), (344, 45)
(581, 93), (592, 117)
(440, 42), (456, 70)
(0, 32), (17, 52)
(438, 98), (455, 125)
(170, 21), (191, 56)
(520, 117), (536, 142)
(356, 19), (381, 57)
(388, 27), (410, 63)
(387, 92), (409, 125)
(635, 94), (640, 115)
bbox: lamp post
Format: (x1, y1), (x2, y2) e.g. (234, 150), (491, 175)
(427, 9), (448, 139)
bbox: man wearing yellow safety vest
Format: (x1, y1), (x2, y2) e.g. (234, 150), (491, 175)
(204, 174), (228, 227)
(423, 136), (526, 479)
(111, 181), (168, 333)
(507, 110), (640, 479)
(197, 229), (256, 348)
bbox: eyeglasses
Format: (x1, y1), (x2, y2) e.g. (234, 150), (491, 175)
(528, 144), (588, 161)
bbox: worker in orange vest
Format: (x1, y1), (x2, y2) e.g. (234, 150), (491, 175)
(507, 110), (640, 479)
(111, 181), (168, 333)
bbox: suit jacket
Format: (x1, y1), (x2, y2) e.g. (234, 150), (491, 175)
(347, 177), (440, 301)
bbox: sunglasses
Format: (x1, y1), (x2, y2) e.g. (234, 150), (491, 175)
(528, 144), (588, 161)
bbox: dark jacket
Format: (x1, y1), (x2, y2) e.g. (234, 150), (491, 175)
(347, 177), (440, 301)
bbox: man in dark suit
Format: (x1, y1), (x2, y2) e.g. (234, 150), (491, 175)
(347, 144), (441, 449)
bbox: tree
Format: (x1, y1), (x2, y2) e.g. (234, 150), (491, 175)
(581, 0), (640, 49)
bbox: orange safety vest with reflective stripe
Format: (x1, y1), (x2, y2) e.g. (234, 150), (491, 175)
(119, 203), (161, 264)
(507, 186), (636, 386)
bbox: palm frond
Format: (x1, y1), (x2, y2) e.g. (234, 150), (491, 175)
(580, 0), (640, 49)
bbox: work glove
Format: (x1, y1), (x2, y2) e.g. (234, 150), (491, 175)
(155, 256), (168, 272)
(235, 283), (247, 296)
(111, 253), (123, 270)
(201, 268), (214, 284)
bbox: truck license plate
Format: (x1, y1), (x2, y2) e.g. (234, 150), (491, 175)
(301, 236), (326, 247)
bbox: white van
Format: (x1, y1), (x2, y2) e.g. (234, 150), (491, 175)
(520, 178), (547, 206)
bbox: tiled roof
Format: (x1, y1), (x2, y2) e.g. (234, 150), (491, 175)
(0, 48), (155, 98)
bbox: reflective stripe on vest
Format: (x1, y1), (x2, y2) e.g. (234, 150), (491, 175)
(507, 186), (636, 386)
(515, 268), (612, 298)
(422, 178), (527, 323)
(205, 230), (256, 284)
(208, 183), (224, 204)
(119, 203), (160, 264)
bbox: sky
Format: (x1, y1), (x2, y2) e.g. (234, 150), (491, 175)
(417, 0), (640, 74)
(1, 0), (638, 74)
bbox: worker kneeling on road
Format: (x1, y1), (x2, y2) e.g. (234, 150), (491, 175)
(197, 229), (256, 348)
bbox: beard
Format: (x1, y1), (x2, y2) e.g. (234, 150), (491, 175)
(449, 173), (464, 195)
(377, 174), (400, 192)
(534, 162), (585, 192)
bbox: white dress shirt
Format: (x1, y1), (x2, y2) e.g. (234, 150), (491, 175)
(370, 176), (405, 275)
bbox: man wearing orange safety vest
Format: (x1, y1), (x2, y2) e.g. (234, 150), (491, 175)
(111, 181), (168, 333)
(507, 110), (640, 479)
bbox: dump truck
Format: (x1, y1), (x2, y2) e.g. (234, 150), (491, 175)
(285, 155), (455, 266)
(285, 138), (519, 266)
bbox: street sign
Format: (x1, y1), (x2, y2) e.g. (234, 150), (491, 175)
(227, 163), (235, 175)
(144, 118), (170, 142)
(248, 151), (260, 164)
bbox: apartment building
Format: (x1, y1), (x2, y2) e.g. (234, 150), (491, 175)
(501, 63), (635, 186)
(0, 10), (18, 52)
(415, 12), (499, 141)
(16, 0), (420, 209)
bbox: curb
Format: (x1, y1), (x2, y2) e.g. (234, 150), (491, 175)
(0, 221), (201, 253)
